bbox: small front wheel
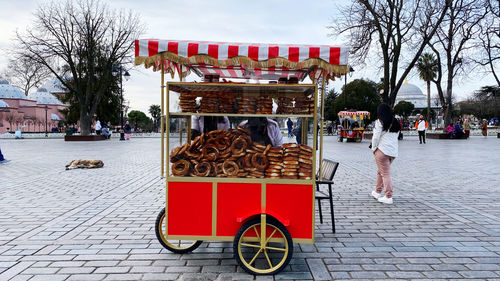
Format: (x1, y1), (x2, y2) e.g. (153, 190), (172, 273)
(155, 208), (202, 254)
(234, 216), (293, 275)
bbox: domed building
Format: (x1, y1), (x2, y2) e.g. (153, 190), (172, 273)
(0, 79), (67, 134)
(395, 81), (440, 110)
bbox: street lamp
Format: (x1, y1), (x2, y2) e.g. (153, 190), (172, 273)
(112, 65), (131, 141)
(344, 66), (355, 109)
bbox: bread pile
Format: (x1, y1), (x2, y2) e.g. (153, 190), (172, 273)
(199, 93), (219, 113)
(257, 96), (273, 114)
(281, 143), (300, 179)
(265, 147), (284, 179)
(294, 96), (315, 114)
(276, 97), (293, 114)
(298, 145), (313, 179)
(237, 96), (258, 114)
(179, 93), (197, 112)
(219, 93), (236, 113)
(170, 127), (314, 179)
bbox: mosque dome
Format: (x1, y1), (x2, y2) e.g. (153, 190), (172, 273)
(0, 79), (27, 100)
(395, 81), (427, 109)
(0, 99), (9, 108)
(28, 87), (63, 105)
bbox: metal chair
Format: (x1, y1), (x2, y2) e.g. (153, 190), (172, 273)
(316, 159), (339, 233)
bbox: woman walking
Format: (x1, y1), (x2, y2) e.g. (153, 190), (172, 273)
(481, 120), (488, 137)
(370, 104), (401, 204)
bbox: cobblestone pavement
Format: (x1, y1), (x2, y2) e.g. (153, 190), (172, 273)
(0, 136), (499, 280)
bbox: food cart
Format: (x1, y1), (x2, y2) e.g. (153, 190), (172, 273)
(134, 39), (350, 275)
(337, 111), (370, 142)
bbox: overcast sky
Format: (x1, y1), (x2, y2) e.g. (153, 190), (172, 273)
(0, 0), (497, 117)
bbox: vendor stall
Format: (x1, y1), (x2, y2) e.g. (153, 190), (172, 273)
(337, 111), (370, 142)
(134, 39), (349, 275)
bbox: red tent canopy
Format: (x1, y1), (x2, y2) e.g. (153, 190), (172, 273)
(134, 39), (350, 81)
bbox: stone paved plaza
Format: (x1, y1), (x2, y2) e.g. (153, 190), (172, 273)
(0, 135), (499, 281)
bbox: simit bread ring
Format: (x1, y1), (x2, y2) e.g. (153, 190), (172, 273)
(222, 160), (239, 176)
(202, 144), (219, 161)
(172, 159), (190, 176)
(252, 153), (269, 170)
(194, 161), (211, 177)
(215, 134), (229, 150)
(231, 137), (248, 155)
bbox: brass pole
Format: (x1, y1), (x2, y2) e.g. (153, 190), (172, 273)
(319, 75), (326, 178)
(179, 65), (183, 144)
(160, 60), (165, 178)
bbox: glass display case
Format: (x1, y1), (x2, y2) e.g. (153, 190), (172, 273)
(166, 82), (318, 182)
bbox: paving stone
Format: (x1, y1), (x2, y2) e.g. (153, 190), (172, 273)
(59, 267), (96, 274)
(458, 270), (499, 278)
(305, 259), (330, 280)
(66, 274), (106, 281)
(386, 271), (425, 278)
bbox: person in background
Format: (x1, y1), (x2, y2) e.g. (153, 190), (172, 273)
(124, 121), (132, 140)
(240, 117), (283, 147)
(415, 114), (428, 144)
(287, 118), (294, 137)
(454, 122), (464, 138)
(102, 124), (111, 139)
(191, 116), (230, 139)
(463, 119), (471, 138)
(0, 145), (9, 163)
(95, 120), (102, 135)
(446, 123), (455, 138)
(481, 120), (488, 137)
(370, 103), (401, 205)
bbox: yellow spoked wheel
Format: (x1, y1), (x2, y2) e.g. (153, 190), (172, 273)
(155, 208), (202, 254)
(234, 217), (293, 275)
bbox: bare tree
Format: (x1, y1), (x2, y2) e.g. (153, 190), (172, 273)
(329, 0), (450, 107)
(472, 0), (499, 86)
(5, 112), (16, 132)
(15, 0), (143, 135)
(428, 0), (489, 129)
(1, 58), (52, 96)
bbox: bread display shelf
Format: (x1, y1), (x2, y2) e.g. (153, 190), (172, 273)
(168, 82), (316, 96)
(169, 112), (314, 118)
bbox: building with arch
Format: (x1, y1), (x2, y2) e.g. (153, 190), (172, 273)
(0, 79), (67, 134)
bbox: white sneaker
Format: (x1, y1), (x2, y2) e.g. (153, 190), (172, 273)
(378, 196), (393, 204)
(371, 191), (382, 199)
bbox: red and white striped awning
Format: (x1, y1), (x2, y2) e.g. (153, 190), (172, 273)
(134, 39), (350, 81)
(338, 111), (370, 116)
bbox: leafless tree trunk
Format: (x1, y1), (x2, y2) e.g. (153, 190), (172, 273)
(329, 0), (450, 107)
(426, 81), (432, 130)
(15, 0), (143, 135)
(428, 0), (489, 130)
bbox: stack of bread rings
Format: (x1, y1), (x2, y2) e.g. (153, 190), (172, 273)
(199, 93), (219, 113)
(179, 93), (197, 112)
(298, 145), (313, 179)
(257, 96), (273, 114)
(294, 96), (314, 114)
(170, 127), (313, 179)
(219, 93), (236, 113)
(281, 143), (300, 179)
(265, 147), (283, 178)
(277, 97), (293, 114)
(237, 96), (257, 114)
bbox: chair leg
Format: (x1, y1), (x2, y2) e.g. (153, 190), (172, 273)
(317, 199), (323, 224)
(328, 184), (335, 233)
